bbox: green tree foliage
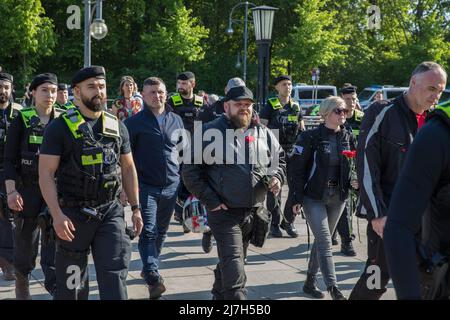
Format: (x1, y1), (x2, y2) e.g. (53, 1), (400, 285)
(135, 4), (209, 92)
(276, 0), (348, 84)
(0, 0), (55, 85)
(2, 0), (450, 97)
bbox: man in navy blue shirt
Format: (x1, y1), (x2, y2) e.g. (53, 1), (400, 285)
(125, 77), (184, 300)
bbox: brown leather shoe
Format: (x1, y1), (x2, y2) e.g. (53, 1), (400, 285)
(15, 272), (31, 300)
(0, 257), (16, 281)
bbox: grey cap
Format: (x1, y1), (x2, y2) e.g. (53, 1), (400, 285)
(225, 77), (246, 93)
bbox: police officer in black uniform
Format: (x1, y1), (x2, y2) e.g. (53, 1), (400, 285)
(0, 72), (21, 281)
(3, 73), (62, 299)
(384, 101), (450, 299)
(331, 85), (363, 256)
(38, 66), (143, 300)
(55, 83), (75, 110)
(167, 71), (208, 232)
(260, 75), (304, 238)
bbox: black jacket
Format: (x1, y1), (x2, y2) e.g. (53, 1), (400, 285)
(291, 124), (356, 205)
(384, 107), (450, 299)
(182, 115), (286, 210)
(356, 95), (421, 221)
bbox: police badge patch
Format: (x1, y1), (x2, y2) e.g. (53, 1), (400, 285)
(293, 145), (303, 155)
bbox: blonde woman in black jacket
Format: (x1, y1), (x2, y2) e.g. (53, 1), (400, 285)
(291, 96), (357, 300)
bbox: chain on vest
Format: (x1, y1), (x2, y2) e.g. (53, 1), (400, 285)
(57, 108), (122, 205)
(268, 97), (300, 146)
(0, 104), (21, 170)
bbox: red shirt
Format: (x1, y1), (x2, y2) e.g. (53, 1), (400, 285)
(416, 112), (426, 129)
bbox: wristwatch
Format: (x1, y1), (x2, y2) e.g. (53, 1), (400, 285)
(131, 204), (141, 212)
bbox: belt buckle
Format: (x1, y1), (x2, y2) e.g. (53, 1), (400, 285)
(327, 180), (337, 187)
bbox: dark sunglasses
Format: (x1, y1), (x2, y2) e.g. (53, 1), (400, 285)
(333, 108), (349, 115)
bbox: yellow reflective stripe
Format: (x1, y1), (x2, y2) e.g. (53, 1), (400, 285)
(20, 108), (38, 128)
(62, 109), (85, 139)
(171, 94), (183, 106)
(102, 111), (120, 138)
(352, 129), (360, 138)
(81, 153), (103, 165)
(292, 102), (300, 112)
(288, 114), (298, 122)
(436, 103), (450, 118)
(29, 135), (43, 144)
(355, 109), (364, 121)
(268, 98), (282, 110)
(194, 95), (203, 107)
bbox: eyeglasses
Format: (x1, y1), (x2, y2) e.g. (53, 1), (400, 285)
(333, 108), (349, 115)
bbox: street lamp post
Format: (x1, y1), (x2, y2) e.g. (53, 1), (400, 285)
(226, 2), (256, 83)
(84, 0), (108, 67)
(252, 5), (278, 109)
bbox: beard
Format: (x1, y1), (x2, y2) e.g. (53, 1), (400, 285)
(81, 93), (105, 112)
(177, 88), (189, 96)
(229, 110), (251, 129)
(0, 93), (9, 104)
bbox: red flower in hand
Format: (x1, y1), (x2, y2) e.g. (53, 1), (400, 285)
(245, 135), (255, 143)
(342, 150), (357, 159)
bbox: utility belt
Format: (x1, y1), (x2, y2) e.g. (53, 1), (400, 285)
(59, 198), (113, 209)
(417, 244), (450, 300)
(59, 198), (115, 221)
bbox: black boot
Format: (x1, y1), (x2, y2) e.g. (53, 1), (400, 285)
(328, 285), (346, 300)
(340, 241), (356, 256)
(270, 225), (282, 238)
(302, 273), (324, 299)
(280, 221), (299, 238)
(202, 231), (213, 253)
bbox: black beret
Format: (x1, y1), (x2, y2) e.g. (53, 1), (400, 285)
(72, 65), (106, 87)
(58, 83), (69, 91)
(0, 72), (13, 83)
(273, 75), (292, 86)
(224, 86), (254, 102)
(29, 73), (58, 91)
(341, 85), (357, 94)
(177, 71), (195, 81)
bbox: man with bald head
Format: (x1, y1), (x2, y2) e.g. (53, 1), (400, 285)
(350, 61), (447, 300)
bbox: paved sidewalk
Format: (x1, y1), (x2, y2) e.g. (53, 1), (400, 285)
(0, 188), (396, 300)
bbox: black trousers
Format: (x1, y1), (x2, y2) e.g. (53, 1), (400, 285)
(55, 201), (131, 300)
(267, 191), (282, 227)
(13, 185), (55, 294)
(0, 178), (13, 263)
(208, 207), (254, 300)
(270, 156), (296, 226)
(349, 222), (390, 300)
(334, 205), (352, 243)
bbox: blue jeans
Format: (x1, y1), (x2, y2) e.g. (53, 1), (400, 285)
(138, 182), (178, 284)
(303, 187), (346, 287)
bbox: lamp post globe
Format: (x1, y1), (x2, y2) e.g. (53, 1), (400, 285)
(90, 19), (108, 40)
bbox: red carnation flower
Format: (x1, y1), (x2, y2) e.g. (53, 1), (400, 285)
(342, 150), (357, 159)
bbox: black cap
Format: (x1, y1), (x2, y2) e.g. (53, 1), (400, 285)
(273, 75), (292, 86)
(72, 65), (106, 87)
(177, 71), (195, 81)
(58, 83), (69, 91)
(341, 85), (357, 94)
(224, 86), (254, 102)
(0, 72), (13, 83)
(29, 73), (58, 91)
